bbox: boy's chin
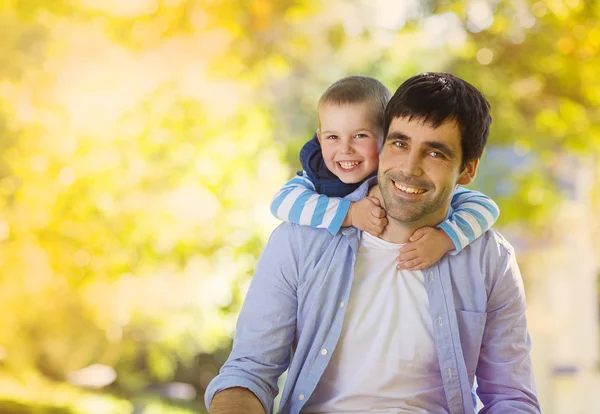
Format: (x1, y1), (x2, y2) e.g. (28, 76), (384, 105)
(336, 174), (371, 184)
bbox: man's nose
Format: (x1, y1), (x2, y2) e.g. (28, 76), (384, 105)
(401, 153), (423, 176)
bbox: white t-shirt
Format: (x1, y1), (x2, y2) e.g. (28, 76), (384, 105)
(302, 232), (449, 414)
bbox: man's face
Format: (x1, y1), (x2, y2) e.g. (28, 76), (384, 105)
(317, 102), (383, 184)
(378, 116), (478, 225)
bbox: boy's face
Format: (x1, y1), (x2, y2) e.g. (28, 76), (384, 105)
(317, 102), (383, 184)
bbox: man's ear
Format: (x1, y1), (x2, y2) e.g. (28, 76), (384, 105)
(457, 158), (479, 185)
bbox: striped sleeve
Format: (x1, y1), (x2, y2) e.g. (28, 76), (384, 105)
(437, 186), (500, 254)
(270, 172), (351, 235)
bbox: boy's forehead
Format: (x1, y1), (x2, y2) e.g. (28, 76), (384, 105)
(318, 101), (382, 126)
(318, 100), (377, 113)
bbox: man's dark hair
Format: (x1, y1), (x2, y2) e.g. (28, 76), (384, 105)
(318, 76), (392, 129)
(384, 72), (492, 170)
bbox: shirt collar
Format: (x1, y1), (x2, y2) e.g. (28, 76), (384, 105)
(344, 176), (378, 202)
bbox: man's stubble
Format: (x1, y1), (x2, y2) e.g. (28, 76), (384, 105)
(377, 171), (455, 226)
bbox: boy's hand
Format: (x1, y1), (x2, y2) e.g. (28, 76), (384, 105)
(396, 226), (454, 271)
(344, 197), (387, 237)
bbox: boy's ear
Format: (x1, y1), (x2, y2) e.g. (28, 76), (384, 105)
(316, 129), (322, 143)
(457, 158), (479, 185)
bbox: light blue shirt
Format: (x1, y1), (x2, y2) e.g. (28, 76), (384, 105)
(205, 178), (540, 414)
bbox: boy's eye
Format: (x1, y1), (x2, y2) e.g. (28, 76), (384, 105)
(354, 133), (368, 139)
(326, 135), (338, 140)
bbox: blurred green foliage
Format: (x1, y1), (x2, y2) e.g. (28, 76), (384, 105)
(0, 0), (598, 411)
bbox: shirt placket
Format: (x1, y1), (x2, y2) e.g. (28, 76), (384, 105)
(291, 229), (360, 414)
(426, 266), (473, 414)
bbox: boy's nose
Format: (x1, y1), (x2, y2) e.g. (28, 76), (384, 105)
(340, 139), (354, 154)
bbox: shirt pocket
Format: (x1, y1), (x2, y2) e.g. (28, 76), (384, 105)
(455, 309), (487, 379)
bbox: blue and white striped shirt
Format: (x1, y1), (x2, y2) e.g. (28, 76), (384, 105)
(271, 171), (500, 252)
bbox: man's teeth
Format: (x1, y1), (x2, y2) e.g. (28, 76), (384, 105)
(338, 161), (360, 169)
(394, 182), (426, 194)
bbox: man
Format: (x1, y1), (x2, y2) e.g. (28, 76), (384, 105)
(205, 73), (540, 414)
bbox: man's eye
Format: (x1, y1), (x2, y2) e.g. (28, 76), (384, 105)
(430, 151), (444, 159)
(393, 141), (406, 148)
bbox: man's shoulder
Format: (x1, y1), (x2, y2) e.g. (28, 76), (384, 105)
(449, 229), (518, 300)
(460, 228), (516, 272)
(271, 221), (341, 242)
(268, 223), (351, 274)
(477, 228), (515, 258)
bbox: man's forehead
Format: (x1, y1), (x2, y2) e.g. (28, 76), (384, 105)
(388, 116), (461, 143)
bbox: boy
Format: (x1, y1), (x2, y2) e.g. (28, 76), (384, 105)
(271, 76), (498, 269)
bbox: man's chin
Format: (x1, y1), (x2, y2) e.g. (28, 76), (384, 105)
(387, 210), (425, 224)
(384, 201), (425, 223)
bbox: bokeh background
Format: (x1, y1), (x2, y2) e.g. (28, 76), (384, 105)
(1, 0), (599, 413)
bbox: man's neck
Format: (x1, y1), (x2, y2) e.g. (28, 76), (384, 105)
(367, 184), (448, 244)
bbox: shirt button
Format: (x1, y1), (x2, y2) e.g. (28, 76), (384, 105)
(299, 394), (305, 401)
(321, 348), (328, 356)
(339, 301), (345, 308)
(437, 316), (443, 327)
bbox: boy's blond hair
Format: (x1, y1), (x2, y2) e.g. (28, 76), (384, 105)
(318, 76), (392, 129)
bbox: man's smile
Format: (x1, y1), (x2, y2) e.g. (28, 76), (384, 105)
(392, 180), (427, 195)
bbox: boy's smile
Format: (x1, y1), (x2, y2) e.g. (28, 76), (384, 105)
(317, 102), (383, 184)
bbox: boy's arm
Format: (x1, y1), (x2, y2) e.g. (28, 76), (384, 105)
(270, 172), (350, 235)
(271, 172), (386, 236)
(397, 186), (499, 270)
(439, 186), (500, 253)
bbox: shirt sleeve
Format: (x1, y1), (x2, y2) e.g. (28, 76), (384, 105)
(204, 224), (300, 413)
(475, 248), (541, 413)
(270, 171), (351, 235)
(437, 186), (500, 254)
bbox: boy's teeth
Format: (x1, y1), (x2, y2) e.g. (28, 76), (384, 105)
(339, 161), (359, 169)
(394, 182), (426, 194)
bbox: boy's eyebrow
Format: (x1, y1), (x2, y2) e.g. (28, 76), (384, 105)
(321, 128), (378, 135)
(387, 131), (457, 158)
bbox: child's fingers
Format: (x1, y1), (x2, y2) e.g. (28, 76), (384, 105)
(398, 243), (417, 254)
(371, 206), (386, 219)
(371, 217), (387, 228)
(409, 226), (432, 242)
(396, 258), (425, 270)
(368, 223), (384, 237)
(367, 196), (381, 207)
(397, 250), (420, 262)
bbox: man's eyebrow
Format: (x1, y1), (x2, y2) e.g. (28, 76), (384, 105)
(425, 141), (456, 158)
(387, 131), (457, 158)
(386, 131), (410, 141)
